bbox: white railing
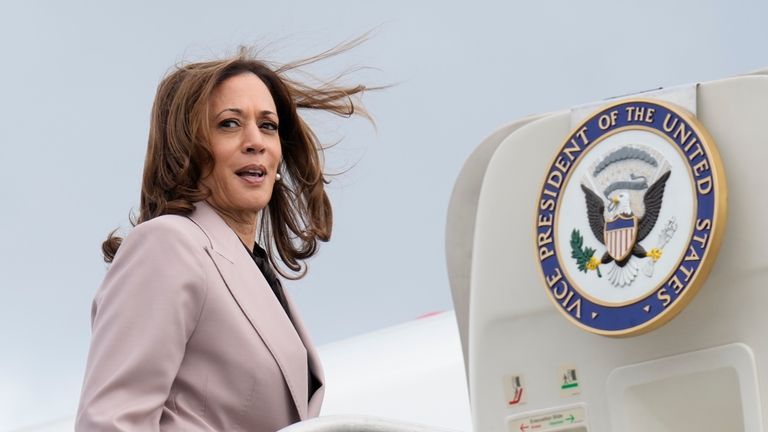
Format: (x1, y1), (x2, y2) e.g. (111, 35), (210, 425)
(278, 415), (464, 432)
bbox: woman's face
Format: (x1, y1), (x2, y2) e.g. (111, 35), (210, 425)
(203, 72), (282, 216)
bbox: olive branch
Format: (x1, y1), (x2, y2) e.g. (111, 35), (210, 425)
(570, 229), (602, 278)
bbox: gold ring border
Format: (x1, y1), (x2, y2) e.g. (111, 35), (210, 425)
(531, 98), (728, 338)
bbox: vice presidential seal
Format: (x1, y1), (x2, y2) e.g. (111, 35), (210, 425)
(534, 99), (726, 336)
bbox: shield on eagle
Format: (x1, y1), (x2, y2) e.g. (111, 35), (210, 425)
(604, 215), (638, 261)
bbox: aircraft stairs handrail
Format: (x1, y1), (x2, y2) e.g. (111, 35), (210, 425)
(278, 415), (463, 432)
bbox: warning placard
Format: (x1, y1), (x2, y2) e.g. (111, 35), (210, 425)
(507, 405), (587, 432)
(503, 374), (527, 406)
(559, 365), (581, 397)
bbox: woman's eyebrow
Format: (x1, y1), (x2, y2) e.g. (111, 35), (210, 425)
(216, 107), (242, 117)
(261, 110), (278, 119)
(215, 108), (277, 117)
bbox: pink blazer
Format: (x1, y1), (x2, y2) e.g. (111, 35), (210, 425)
(76, 201), (324, 431)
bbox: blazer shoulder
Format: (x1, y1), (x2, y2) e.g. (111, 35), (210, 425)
(97, 214), (212, 323)
(106, 214), (213, 280)
(123, 214), (211, 252)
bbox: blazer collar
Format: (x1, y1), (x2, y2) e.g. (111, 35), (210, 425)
(187, 200), (312, 419)
(187, 200), (248, 263)
(284, 292), (325, 416)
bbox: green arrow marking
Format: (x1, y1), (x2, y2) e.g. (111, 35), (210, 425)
(566, 415), (575, 423)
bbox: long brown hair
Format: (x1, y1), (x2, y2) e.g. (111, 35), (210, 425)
(103, 42), (372, 278)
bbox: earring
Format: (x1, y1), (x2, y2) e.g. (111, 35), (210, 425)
(275, 172), (282, 181)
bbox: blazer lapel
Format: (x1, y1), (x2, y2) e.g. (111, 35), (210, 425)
(188, 201), (309, 419)
(284, 292), (325, 417)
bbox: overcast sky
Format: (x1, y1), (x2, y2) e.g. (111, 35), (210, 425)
(1, 0), (767, 430)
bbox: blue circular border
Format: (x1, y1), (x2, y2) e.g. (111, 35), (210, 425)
(535, 101), (717, 333)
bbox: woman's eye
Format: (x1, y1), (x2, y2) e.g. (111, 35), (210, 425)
(260, 121), (279, 131)
(219, 119), (240, 129)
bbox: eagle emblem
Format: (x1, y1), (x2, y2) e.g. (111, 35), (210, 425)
(573, 145), (674, 287)
(534, 99), (725, 336)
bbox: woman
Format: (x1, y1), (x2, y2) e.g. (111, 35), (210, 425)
(76, 47), (369, 431)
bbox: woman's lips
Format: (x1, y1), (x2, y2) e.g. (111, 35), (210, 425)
(235, 165), (267, 184)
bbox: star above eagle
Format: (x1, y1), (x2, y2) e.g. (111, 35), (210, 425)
(580, 170), (671, 268)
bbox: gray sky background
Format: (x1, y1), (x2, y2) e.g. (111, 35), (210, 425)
(1, 0), (766, 429)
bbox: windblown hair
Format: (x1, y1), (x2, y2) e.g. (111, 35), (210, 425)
(102, 42), (371, 278)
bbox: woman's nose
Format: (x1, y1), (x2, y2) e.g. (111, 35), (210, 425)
(242, 124), (265, 153)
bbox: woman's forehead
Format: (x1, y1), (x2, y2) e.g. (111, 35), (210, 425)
(210, 73), (277, 114)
